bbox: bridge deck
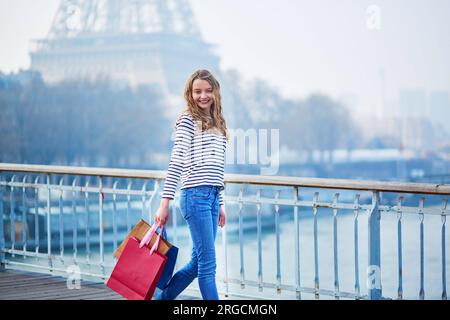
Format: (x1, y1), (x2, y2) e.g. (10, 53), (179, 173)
(0, 268), (199, 300)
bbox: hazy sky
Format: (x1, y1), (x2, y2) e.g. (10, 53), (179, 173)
(1, 0), (449, 114)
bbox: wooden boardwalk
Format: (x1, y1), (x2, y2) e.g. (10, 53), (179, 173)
(0, 268), (199, 300)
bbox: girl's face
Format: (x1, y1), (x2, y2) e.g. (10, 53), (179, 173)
(192, 79), (213, 113)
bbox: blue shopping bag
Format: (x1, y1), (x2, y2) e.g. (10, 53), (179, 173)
(156, 226), (178, 289)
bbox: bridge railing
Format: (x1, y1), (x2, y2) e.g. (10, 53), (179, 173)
(0, 163), (449, 300)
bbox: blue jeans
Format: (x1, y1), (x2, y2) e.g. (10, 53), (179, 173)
(155, 185), (221, 300)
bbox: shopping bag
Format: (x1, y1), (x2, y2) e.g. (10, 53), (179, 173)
(106, 224), (167, 300)
(113, 219), (170, 259)
(156, 226), (178, 289)
(114, 218), (178, 289)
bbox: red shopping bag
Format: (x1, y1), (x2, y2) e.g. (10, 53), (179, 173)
(107, 224), (167, 300)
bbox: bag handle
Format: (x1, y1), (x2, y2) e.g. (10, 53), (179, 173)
(149, 225), (163, 255)
(156, 225), (168, 240)
(139, 222), (163, 255)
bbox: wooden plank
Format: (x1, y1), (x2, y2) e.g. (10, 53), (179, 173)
(3, 284), (110, 300)
(49, 289), (123, 300)
(38, 289), (111, 300)
(81, 293), (125, 300)
(0, 271), (55, 281)
(0, 269), (104, 285)
(67, 288), (126, 300)
(34, 285), (120, 300)
(0, 269), (112, 300)
(2, 282), (91, 298)
(0, 278), (66, 289)
(0, 275), (65, 287)
(0, 273), (66, 285)
(3, 279), (105, 294)
(0, 268), (200, 300)
(0, 273), (56, 282)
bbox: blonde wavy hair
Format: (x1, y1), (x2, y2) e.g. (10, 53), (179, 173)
(177, 69), (228, 141)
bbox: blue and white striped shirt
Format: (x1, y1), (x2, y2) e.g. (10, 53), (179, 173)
(162, 112), (227, 206)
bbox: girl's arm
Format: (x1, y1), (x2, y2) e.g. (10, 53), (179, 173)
(161, 114), (195, 200)
(156, 114), (194, 226)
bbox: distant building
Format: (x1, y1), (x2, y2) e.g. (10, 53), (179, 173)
(399, 89), (428, 119)
(28, 0), (251, 128)
(29, 0), (220, 99)
(429, 90), (450, 131)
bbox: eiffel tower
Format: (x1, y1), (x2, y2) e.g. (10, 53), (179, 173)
(30, 0), (220, 98)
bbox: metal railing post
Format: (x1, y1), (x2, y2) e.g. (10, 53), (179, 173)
(0, 176), (5, 269)
(294, 187), (301, 299)
(46, 174), (53, 271)
(275, 190), (281, 294)
(10, 175), (16, 257)
(396, 196), (404, 300)
(22, 175), (29, 258)
(34, 176), (40, 257)
(312, 192), (320, 299)
(332, 193), (340, 299)
(222, 197), (229, 297)
(257, 189), (263, 292)
(99, 176), (105, 277)
(441, 199), (447, 300)
(353, 194), (361, 299)
(368, 191), (382, 300)
(72, 178), (78, 262)
(238, 186), (245, 289)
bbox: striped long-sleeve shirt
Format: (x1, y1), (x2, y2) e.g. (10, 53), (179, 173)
(162, 112), (227, 206)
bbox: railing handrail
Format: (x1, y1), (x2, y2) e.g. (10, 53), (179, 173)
(1, 162), (449, 195)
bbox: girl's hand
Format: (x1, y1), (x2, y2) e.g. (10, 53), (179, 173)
(155, 198), (170, 226)
(218, 205), (226, 228)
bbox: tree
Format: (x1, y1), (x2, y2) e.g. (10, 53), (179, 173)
(280, 94), (360, 163)
(0, 71), (170, 168)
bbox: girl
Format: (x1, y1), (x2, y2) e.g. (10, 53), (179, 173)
(154, 69), (228, 300)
